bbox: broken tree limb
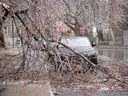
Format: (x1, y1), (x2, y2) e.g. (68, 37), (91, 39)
(49, 40), (126, 83)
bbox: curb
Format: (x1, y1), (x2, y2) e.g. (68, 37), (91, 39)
(97, 46), (128, 49)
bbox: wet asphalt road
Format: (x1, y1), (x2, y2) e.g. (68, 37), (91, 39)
(97, 48), (128, 61)
(90, 91), (128, 96)
(57, 90), (128, 96)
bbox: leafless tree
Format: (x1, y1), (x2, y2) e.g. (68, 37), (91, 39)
(52, 0), (128, 45)
(109, 0), (128, 45)
(0, 0), (128, 89)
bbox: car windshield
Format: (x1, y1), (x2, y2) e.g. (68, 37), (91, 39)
(61, 37), (91, 47)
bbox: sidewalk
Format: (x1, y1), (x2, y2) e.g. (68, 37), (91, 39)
(98, 45), (128, 49)
(0, 82), (53, 96)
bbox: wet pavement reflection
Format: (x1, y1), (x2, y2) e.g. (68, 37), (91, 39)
(97, 48), (128, 61)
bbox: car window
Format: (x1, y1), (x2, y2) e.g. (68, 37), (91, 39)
(61, 37), (91, 47)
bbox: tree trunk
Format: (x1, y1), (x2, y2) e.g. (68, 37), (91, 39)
(0, 23), (5, 48)
(114, 29), (123, 46)
(65, 17), (81, 36)
(110, 0), (123, 46)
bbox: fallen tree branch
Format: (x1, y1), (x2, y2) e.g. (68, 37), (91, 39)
(49, 40), (126, 83)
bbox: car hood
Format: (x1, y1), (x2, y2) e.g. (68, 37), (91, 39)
(59, 46), (96, 56)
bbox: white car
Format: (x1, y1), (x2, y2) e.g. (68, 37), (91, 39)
(59, 37), (98, 64)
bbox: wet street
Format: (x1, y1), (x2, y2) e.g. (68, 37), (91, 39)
(97, 47), (128, 66)
(97, 47), (128, 61)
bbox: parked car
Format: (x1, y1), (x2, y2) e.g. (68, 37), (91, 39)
(58, 36), (98, 64)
